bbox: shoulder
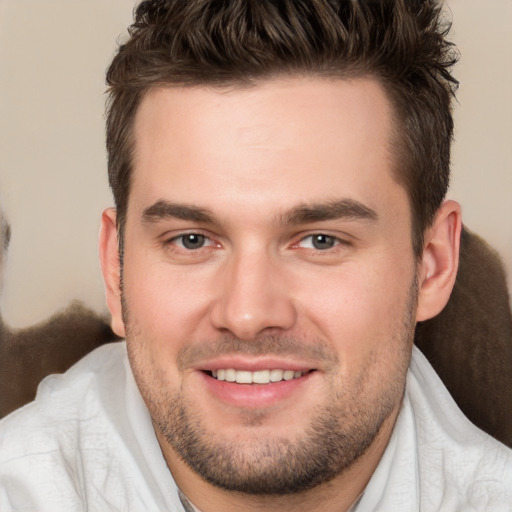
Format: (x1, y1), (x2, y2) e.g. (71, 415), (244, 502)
(0, 342), (129, 507)
(407, 347), (512, 510)
(0, 341), (127, 452)
(0, 341), (182, 511)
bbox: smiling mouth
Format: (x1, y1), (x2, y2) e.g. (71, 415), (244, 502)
(206, 369), (314, 384)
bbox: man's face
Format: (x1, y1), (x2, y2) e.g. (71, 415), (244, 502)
(115, 77), (419, 493)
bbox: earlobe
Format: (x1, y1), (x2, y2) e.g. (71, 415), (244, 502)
(99, 208), (126, 338)
(416, 200), (462, 322)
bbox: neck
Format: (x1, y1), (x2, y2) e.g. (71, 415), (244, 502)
(157, 405), (399, 512)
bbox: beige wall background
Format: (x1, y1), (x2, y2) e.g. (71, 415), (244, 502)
(0, 0), (511, 328)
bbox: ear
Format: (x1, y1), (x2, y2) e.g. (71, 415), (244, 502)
(416, 200), (462, 322)
(99, 208), (126, 338)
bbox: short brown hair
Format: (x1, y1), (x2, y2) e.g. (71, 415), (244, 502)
(106, 0), (458, 256)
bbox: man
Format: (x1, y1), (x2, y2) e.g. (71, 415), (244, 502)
(1, 1), (511, 510)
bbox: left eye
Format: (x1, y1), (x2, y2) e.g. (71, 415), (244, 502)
(173, 233), (212, 250)
(298, 234), (340, 250)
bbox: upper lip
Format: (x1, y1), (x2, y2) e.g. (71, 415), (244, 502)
(192, 356), (316, 373)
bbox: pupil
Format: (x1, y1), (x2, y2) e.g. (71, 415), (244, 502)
(183, 234), (204, 249)
(313, 234), (334, 250)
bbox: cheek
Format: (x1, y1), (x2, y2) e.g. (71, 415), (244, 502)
(122, 262), (207, 396)
(297, 257), (416, 364)
(122, 255), (215, 356)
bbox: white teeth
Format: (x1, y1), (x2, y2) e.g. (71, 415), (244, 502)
(252, 370), (270, 384)
(211, 368), (305, 384)
(269, 369), (283, 382)
(225, 369), (237, 382)
(235, 371), (252, 384)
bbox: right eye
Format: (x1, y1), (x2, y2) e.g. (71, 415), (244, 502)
(297, 233), (341, 251)
(170, 233), (213, 250)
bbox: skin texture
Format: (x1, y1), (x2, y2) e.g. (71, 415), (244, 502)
(100, 76), (461, 512)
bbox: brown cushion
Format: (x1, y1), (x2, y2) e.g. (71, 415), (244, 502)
(0, 302), (118, 418)
(416, 226), (512, 447)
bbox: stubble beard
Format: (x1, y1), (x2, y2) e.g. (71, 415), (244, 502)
(123, 283), (417, 496)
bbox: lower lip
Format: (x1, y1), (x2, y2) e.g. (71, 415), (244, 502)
(199, 371), (316, 409)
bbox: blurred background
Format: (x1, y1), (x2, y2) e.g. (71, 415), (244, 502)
(0, 0), (510, 328)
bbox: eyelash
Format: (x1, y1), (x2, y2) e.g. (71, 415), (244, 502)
(166, 232), (216, 251)
(295, 233), (348, 251)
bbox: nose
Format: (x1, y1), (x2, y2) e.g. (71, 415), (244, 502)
(209, 249), (297, 340)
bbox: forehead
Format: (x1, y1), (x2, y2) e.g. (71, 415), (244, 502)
(129, 76), (404, 222)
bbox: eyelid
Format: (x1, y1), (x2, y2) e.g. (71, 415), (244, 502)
(172, 234), (214, 249)
(298, 234), (340, 249)
(292, 232), (352, 249)
(162, 229), (220, 249)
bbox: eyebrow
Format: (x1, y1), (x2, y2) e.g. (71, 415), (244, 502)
(142, 201), (215, 224)
(141, 198), (378, 227)
(284, 199), (378, 225)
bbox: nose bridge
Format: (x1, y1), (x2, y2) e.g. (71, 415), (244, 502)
(210, 245), (296, 339)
